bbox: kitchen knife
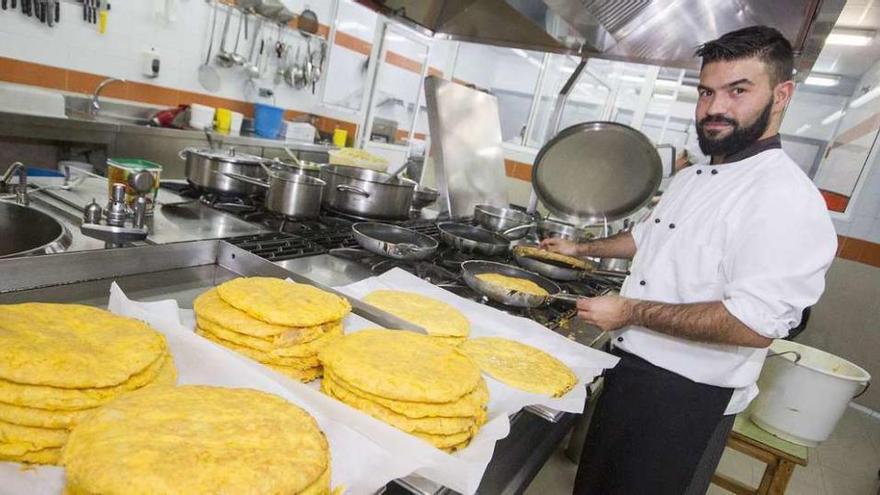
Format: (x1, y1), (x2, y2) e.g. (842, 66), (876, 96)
(2, 0), (7, 12)
(47, 0), (54, 26)
(54, 0), (59, 23)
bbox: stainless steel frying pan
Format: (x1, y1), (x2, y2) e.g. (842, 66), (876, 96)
(460, 260), (579, 308)
(437, 222), (510, 256)
(352, 222), (438, 261)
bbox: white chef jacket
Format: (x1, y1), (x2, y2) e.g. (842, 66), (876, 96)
(615, 147), (837, 414)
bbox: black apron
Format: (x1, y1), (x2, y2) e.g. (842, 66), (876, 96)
(573, 348), (734, 495)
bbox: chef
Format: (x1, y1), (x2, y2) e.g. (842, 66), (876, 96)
(541, 26), (837, 494)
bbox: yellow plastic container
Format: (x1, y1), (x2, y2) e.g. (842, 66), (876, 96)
(332, 128), (348, 147)
(215, 108), (232, 133)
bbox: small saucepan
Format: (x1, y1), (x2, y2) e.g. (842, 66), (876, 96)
(352, 222), (438, 261)
(461, 260), (579, 308)
(473, 204), (535, 240)
(221, 163), (324, 219)
(437, 222), (510, 256)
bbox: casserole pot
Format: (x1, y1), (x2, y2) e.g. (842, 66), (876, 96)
(179, 147), (267, 196)
(320, 164), (416, 220)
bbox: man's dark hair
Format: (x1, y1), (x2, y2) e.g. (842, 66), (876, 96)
(695, 26), (794, 86)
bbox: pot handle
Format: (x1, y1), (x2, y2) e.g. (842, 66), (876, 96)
(336, 184), (370, 197)
(854, 380), (871, 400)
(177, 147), (197, 160)
(216, 171), (270, 188)
(767, 350), (803, 363)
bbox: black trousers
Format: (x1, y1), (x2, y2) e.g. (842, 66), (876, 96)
(573, 349), (734, 495)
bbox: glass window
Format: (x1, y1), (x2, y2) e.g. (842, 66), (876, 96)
(322, 0), (377, 112)
(452, 42), (543, 144)
(367, 25), (430, 145)
(526, 55), (612, 147)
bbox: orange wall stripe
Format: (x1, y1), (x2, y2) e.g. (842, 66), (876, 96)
(0, 56), (357, 145)
(384, 51), (422, 74)
(334, 31), (372, 56)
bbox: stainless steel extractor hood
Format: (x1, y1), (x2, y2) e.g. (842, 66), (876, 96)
(357, 0), (846, 75)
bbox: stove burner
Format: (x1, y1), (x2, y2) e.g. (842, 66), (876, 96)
(224, 232), (326, 261)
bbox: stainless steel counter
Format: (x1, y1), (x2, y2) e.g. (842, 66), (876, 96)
(30, 177), (269, 247)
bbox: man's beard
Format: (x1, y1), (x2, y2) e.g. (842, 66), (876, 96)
(697, 100), (773, 157)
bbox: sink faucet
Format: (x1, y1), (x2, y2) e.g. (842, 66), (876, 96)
(90, 77), (126, 116)
(0, 162), (28, 206)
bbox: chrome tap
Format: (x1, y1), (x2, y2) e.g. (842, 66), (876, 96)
(0, 162), (28, 206)
(90, 77), (126, 116)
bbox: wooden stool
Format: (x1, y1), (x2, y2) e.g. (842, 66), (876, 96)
(711, 415), (809, 495)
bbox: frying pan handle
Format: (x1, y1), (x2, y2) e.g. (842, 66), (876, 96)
(336, 184), (370, 197)
(217, 171), (269, 188)
(550, 293), (582, 304)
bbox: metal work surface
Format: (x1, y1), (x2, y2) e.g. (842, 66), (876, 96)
(425, 77), (508, 218)
(32, 177), (270, 245)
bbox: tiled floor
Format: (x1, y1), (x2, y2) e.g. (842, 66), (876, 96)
(524, 406), (880, 495)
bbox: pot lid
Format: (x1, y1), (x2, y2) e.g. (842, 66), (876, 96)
(187, 148), (265, 165)
(532, 122), (662, 223)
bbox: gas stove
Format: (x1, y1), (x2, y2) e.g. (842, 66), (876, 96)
(164, 182), (620, 331)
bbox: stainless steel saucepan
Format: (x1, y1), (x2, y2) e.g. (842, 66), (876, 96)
(221, 164), (324, 219)
(437, 222), (510, 256)
(473, 204), (534, 240)
(460, 260), (577, 308)
(320, 164), (416, 220)
(352, 222), (438, 261)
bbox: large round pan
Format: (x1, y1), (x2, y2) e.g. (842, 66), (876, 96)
(461, 260), (578, 308)
(437, 222), (510, 256)
(352, 222), (438, 261)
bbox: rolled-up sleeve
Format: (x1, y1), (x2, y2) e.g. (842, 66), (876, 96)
(721, 186), (837, 339)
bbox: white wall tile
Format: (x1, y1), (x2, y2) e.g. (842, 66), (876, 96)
(849, 213), (876, 240)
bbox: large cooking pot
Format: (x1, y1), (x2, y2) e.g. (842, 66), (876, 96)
(320, 164), (416, 220)
(179, 147), (267, 195)
(222, 165), (325, 219)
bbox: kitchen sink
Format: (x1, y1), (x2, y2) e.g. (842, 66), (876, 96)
(64, 95), (163, 127)
(0, 201), (72, 258)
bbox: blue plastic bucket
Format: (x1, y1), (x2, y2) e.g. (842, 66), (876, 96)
(254, 103), (284, 138)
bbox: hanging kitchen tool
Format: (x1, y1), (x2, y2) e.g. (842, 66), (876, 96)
(244, 17), (263, 79)
(197, 1), (221, 92)
(297, 5), (318, 35)
(461, 260), (571, 308)
(311, 40), (326, 94)
(436, 222), (510, 257)
(532, 121), (662, 224)
(274, 6), (295, 25)
(215, 4), (236, 68)
(254, 0), (281, 18)
(229, 10), (247, 66)
(351, 223), (438, 261)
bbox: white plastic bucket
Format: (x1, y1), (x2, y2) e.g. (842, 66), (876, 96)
(751, 340), (871, 446)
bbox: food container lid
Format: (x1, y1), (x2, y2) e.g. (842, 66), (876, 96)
(107, 158), (163, 171)
(532, 121), (662, 223)
(185, 148), (265, 165)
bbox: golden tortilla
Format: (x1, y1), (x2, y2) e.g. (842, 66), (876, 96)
(196, 329), (323, 382)
(363, 290), (470, 338)
(62, 386), (330, 495)
(195, 317), (342, 358)
(194, 288), (328, 343)
(0, 443), (61, 465)
(0, 419), (68, 448)
(196, 326), (321, 369)
(0, 304), (168, 388)
(0, 401), (94, 429)
(318, 329), (482, 403)
(461, 337), (577, 397)
(514, 245), (591, 270)
(475, 273), (549, 297)
(0, 354), (176, 411)
(216, 277), (351, 327)
(323, 370), (488, 419)
(321, 377), (480, 436)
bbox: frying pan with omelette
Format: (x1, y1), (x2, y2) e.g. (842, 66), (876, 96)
(461, 260), (579, 308)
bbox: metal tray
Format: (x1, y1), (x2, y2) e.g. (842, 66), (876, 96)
(532, 121), (662, 223)
(0, 240), (423, 334)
